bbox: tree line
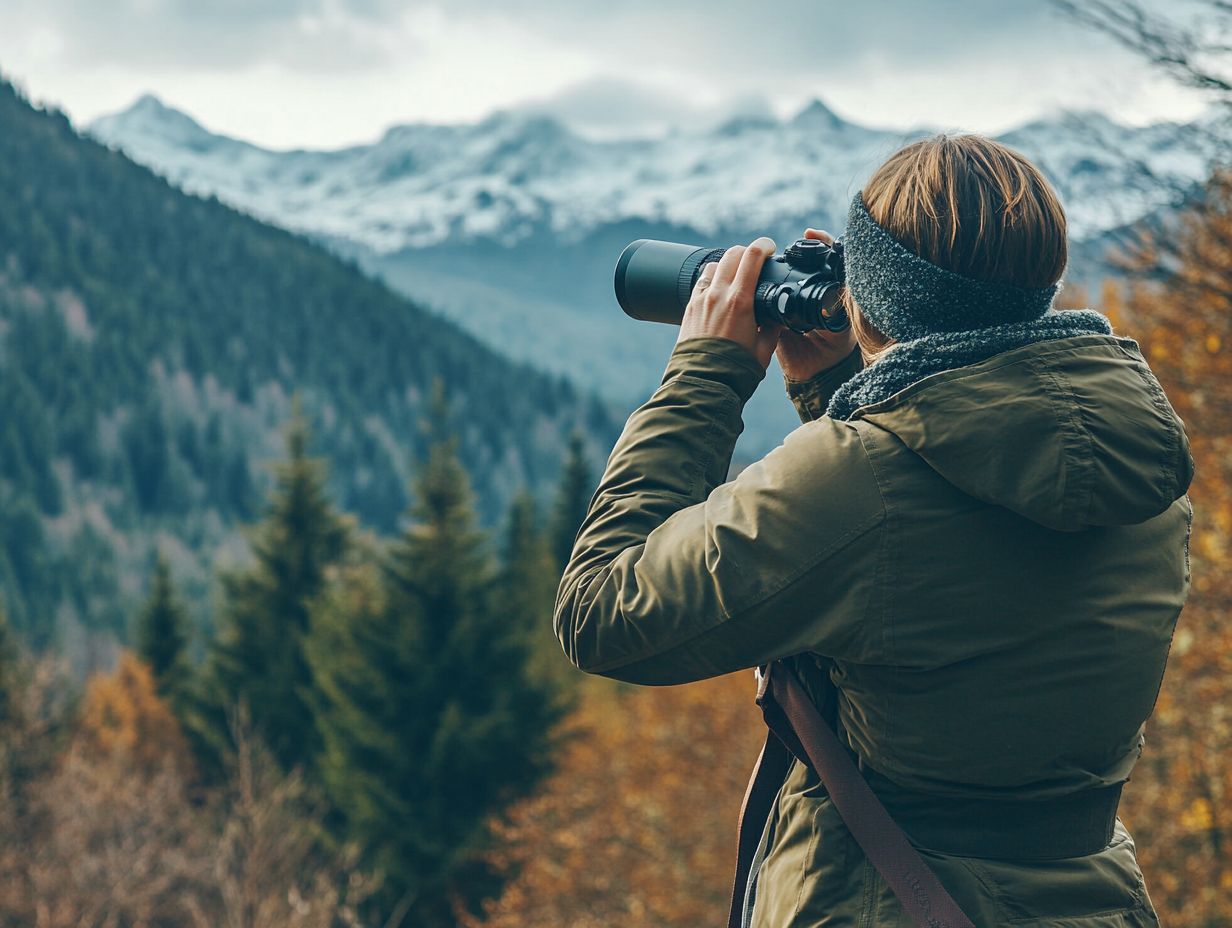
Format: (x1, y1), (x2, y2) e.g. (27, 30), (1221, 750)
(0, 74), (617, 647)
(1, 175), (1228, 928)
(0, 394), (595, 928)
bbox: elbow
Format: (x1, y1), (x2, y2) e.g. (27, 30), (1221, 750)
(552, 600), (674, 685)
(553, 562), (684, 684)
(553, 575), (598, 675)
(553, 571), (625, 677)
(553, 603), (607, 677)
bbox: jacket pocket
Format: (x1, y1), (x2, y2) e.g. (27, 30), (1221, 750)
(947, 819), (1158, 926)
(752, 790), (862, 928)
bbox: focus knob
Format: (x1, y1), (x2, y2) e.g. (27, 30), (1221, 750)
(783, 238), (831, 271)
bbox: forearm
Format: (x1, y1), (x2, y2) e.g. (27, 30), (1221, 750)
(785, 346), (864, 422)
(554, 336), (764, 671)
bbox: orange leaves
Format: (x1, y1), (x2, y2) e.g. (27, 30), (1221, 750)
(1179, 797), (1214, 833)
(470, 171), (1232, 927)
(75, 650), (191, 777)
(0, 651), (370, 927)
(464, 673), (764, 928)
(1112, 169), (1232, 926)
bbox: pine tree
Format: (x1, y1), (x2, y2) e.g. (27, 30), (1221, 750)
(134, 552), (189, 707)
(549, 431), (592, 569)
(499, 491), (572, 688)
(199, 411), (351, 776)
(308, 419), (564, 927)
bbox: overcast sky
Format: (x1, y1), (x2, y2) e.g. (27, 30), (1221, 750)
(0, 0), (1209, 149)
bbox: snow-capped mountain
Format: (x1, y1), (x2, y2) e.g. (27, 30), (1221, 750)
(86, 94), (1222, 458)
(90, 95), (1217, 255)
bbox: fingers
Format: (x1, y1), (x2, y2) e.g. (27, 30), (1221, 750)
(678, 235), (785, 370)
(712, 243), (745, 288)
(804, 228), (834, 244)
(730, 236), (776, 304)
(696, 259), (719, 290)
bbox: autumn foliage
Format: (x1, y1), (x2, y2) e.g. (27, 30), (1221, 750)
(0, 649), (369, 927)
(1106, 171), (1232, 925)
(75, 651), (191, 775)
(0, 175), (1227, 928)
(462, 673), (764, 927)
(468, 174), (1232, 926)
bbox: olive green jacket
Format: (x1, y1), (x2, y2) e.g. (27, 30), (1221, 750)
(555, 334), (1193, 926)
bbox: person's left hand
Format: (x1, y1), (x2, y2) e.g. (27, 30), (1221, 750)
(677, 236), (782, 370)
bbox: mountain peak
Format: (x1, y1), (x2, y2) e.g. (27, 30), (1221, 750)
(118, 93), (202, 128)
(477, 107), (573, 139)
(87, 86), (1216, 257)
(90, 94), (218, 150)
(129, 92), (173, 114)
(997, 108), (1129, 147)
(791, 97), (846, 129)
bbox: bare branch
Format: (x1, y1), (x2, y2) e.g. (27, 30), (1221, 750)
(1049, 0), (1232, 96)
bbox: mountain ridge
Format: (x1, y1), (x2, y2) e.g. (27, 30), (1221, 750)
(0, 79), (617, 654)
(85, 89), (1224, 462)
(90, 93), (1219, 254)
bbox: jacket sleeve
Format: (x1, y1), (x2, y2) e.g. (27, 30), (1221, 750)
(553, 336), (887, 686)
(784, 345), (864, 423)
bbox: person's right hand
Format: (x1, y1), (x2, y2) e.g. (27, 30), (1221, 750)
(775, 228), (858, 382)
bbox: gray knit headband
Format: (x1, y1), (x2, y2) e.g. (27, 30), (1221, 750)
(842, 191), (1059, 341)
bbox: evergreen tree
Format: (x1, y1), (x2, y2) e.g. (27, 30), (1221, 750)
(0, 77), (619, 649)
(308, 422), (564, 927)
(549, 431), (593, 569)
(199, 412), (350, 776)
(499, 491), (572, 688)
(134, 552), (189, 706)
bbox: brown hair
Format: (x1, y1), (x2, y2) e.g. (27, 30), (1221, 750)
(848, 134), (1068, 361)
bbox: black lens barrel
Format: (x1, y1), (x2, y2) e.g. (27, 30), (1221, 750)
(614, 238), (849, 334)
(614, 240), (712, 325)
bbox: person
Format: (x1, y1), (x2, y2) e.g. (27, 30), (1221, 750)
(554, 134), (1193, 926)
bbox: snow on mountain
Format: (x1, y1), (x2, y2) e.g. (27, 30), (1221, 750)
(84, 93), (1224, 461)
(89, 95), (1217, 255)
(998, 110), (1217, 238)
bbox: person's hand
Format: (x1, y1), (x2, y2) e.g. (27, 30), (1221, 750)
(677, 236), (782, 370)
(774, 228), (857, 382)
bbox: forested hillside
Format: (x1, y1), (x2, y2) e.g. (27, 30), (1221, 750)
(91, 94), (1225, 455)
(0, 79), (617, 650)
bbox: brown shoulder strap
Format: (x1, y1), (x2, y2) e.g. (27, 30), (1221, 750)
(727, 728), (792, 928)
(729, 660), (975, 928)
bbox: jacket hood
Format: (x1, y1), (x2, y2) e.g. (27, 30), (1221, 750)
(858, 335), (1194, 531)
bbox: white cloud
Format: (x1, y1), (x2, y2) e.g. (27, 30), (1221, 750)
(0, 0), (1211, 148)
(1, 4), (597, 148)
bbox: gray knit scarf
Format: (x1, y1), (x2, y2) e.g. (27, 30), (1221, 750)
(825, 309), (1114, 421)
(826, 190), (1113, 421)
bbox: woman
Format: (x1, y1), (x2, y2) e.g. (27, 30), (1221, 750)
(554, 134), (1192, 926)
